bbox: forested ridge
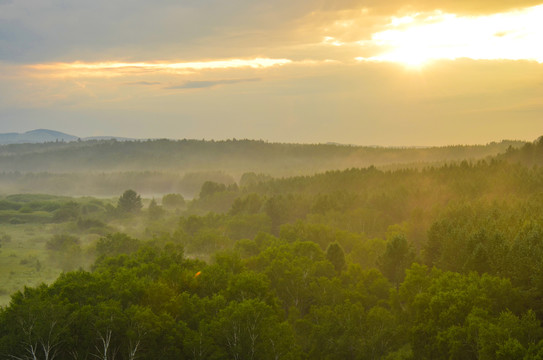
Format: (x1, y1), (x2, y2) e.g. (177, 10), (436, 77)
(499, 136), (543, 167)
(1, 138), (543, 359)
(0, 138), (526, 197)
(0, 139), (524, 173)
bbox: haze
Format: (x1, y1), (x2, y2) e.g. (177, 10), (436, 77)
(1, 0), (542, 146)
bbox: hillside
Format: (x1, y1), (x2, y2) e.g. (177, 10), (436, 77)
(0, 129), (78, 144)
(0, 138), (528, 197)
(0, 129), (134, 145)
(0, 138), (526, 173)
(498, 136), (543, 166)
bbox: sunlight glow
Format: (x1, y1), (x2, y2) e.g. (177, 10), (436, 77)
(357, 5), (543, 68)
(27, 58), (292, 77)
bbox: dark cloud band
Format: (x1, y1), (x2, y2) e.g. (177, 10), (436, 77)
(165, 78), (261, 90)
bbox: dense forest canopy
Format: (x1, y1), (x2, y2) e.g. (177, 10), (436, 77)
(0, 137), (543, 359)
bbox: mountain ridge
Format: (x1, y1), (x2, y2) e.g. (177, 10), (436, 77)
(0, 129), (133, 145)
(0, 129), (78, 144)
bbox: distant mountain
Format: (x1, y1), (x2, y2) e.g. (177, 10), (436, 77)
(0, 129), (134, 145)
(0, 129), (78, 144)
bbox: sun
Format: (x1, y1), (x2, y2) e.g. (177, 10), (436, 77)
(357, 5), (543, 68)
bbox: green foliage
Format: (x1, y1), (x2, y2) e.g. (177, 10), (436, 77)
(326, 242), (346, 273)
(209, 299), (297, 359)
(500, 136), (543, 167)
(199, 181), (228, 199)
(77, 217), (108, 232)
(45, 234), (82, 271)
(162, 193), (185, 208)
(117, 189), (143, 213)
(95, 233), (141, 258)
(147, 198), (165, 220)
(378, 234), (415, 287)
(395, 264), (528, 360)
(0, 200), (21, 211)
(1, 230), (542, 360)
(52, 201), (80, 222)
(2, 139), (543, 359)
(423, 200), (543, 298)
(46, 234), (80, 251)
(239, 172), (273, 188)
(229, 193), (264, 215)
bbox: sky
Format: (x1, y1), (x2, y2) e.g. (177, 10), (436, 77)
(1, 0), (542, 146)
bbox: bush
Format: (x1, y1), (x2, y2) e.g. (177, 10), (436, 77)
(46, 234), (80, 252)
(162, 193), (185, 208)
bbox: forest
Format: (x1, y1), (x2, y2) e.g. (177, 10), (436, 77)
(0, 138), (524, 197)
(0, 137), (542, 359)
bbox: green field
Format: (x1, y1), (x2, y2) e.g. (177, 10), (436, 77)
(0, 224), (60, 304)
(0, 195), (120, 305)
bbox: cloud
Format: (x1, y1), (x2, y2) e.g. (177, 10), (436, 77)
(3, 0), (541, 64)
(123, 81), (161, 86)
(24, 59), (291, 78)
(165, 78), (261, 90)
(318, 0), (543, 15)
